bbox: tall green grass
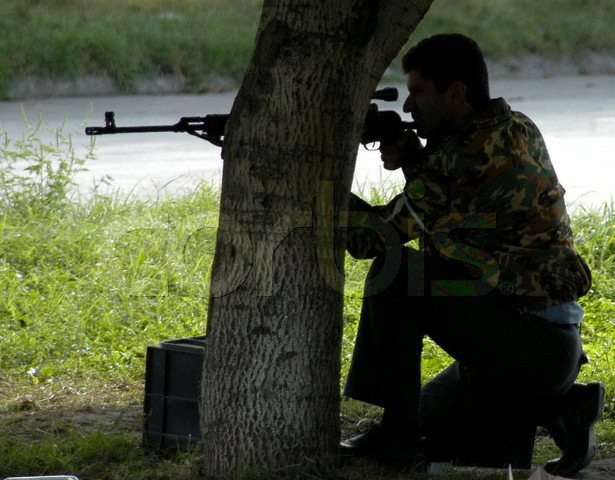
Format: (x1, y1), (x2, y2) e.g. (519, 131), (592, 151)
(1, 120), (614, 396)
(0, 123), (217, 387)
(0, 124), (613, 478)
(569, 204), (615, 389)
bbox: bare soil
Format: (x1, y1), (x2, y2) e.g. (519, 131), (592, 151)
(1, 381), (613, 479)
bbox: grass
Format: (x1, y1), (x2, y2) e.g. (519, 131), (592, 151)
(0, 120), (614, 479)
(0, 0), (262, 98)
(410, 0), (615, 59)
(2, 0), (615, 98)
(2, 1), (614, 477)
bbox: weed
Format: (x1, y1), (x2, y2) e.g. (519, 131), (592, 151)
(0, 115), (95, 216)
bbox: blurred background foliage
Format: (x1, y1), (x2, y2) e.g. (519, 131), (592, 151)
(1, 0), (615, 98)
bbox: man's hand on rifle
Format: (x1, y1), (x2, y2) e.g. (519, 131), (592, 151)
(379, 127), (422, 171)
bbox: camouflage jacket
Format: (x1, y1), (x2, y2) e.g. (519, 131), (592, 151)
(347, 98), (591, 312)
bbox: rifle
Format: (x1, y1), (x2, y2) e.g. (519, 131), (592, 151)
(85, 88), (412, 148)
(85, 111), (228, 147)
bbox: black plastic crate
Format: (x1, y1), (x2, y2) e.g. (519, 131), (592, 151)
(143, 336), (205, 449)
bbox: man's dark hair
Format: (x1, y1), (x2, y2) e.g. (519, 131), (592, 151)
(402, 33), (490, 107)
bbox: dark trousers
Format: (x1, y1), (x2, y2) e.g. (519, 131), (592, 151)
(344, 247), (586, 463)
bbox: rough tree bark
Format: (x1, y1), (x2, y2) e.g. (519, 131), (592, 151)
(200, 1), (433, 477)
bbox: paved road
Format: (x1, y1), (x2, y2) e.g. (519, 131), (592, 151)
(1, 75), (614, 209)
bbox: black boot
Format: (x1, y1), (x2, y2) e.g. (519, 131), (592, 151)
(543, 382), (605, 477)
(340, 411), (426, 470)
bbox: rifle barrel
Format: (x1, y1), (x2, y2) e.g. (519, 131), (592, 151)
(85, 124), (192, 135)
(85, 113), (228, 143)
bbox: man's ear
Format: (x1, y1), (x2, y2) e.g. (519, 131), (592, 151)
(447, 81), (468, 104)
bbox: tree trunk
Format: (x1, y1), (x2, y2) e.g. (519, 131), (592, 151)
(200, 1), (433, 477)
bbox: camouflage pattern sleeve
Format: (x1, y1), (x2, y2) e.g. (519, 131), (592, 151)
(357, 98), (591, 310)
